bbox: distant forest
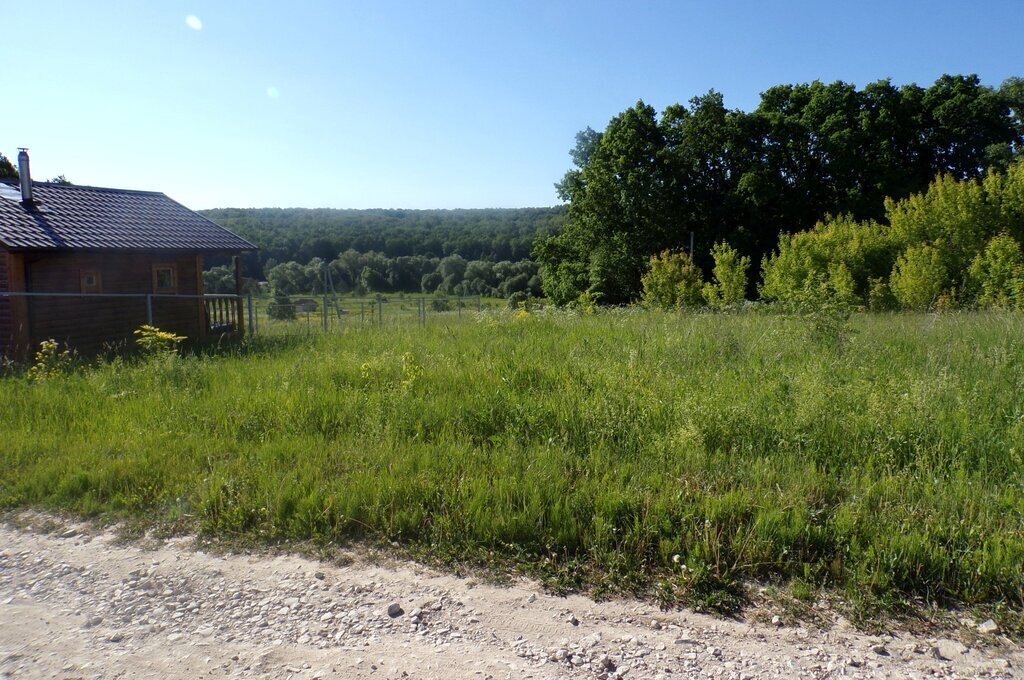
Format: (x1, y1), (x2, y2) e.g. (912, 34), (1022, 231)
(201, 207), (565, 275)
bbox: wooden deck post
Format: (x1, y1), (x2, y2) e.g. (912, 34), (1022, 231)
(234, 255), (245, 337)
(196, 255), (207, 341)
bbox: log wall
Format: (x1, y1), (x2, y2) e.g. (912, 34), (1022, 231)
(20, 252), (204, 355)
(0, 248), (10, 359)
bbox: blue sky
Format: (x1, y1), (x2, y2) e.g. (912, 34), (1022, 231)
(2, 1), (1022, 210)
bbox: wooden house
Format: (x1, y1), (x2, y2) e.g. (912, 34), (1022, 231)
(0, 150), (255, 359)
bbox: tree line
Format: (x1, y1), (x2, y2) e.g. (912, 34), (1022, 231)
(538, 74), (1024, 305)
(204, 250), (542, 299)
(201, 207), (564, 276)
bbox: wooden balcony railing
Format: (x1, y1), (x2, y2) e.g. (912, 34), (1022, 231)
(204, 295), (239, 334)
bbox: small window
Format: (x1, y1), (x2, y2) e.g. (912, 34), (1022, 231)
(153, 264), (178, 293)
(80, 270), (102, 293)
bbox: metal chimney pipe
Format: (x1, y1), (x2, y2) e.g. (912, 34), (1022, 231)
(17, 148), (32, 204)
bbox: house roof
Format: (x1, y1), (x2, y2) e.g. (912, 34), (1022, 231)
(0, 181), (256, 252)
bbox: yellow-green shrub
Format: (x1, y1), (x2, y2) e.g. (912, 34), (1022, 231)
(967, 233), (1024, 308)
(702, 242), (749, 309)
(890, 244), (948, 310)
(759, 216), (898, 305)
(641, 250), (704, 309)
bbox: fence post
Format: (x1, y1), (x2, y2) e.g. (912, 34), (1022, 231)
(322, 293), (328, 333)
(377, 295), (383, 328)
(477, 296), (481, 312)
(146, 294), (153, 326)
(247, 294), (256, 335)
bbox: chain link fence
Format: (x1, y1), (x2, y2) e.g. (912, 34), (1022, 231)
(0, 291), (500, 358)
(0, 291), (248, 357)
(253, 294), (490, 335)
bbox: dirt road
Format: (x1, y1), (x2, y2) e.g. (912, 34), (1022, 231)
(0, 515), (1020, 679)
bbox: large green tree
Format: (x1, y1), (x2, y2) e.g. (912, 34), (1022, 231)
(539, 101), (676, 304)
(539, 74), (1024, 305)
(0, 153), (17, 179)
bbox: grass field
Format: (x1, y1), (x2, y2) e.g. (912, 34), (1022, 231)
(2, 309), (1023, 619)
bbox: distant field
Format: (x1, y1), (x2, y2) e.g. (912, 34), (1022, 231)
(1, 310), (1023, 617)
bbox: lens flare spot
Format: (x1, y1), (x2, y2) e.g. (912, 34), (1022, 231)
(185, 15), (203, 31)
(266, 86), (280, 99)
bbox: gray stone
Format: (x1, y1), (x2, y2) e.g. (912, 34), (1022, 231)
(386, 603), (404, 618)
(932, 639), (967, 661)
(977, 619), (1000, 635)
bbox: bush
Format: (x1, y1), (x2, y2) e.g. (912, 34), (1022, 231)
(134, 325), (186, 356)
(867, 277), (897, 311)
(640, 250), (704, 309)
(967, 233), (1024, 309)
(542, 261), (585, 306)
(886, 173), (999, 279)
(759, 216), (898, 305)
(26, 339), (75, 382)
(573, 290), (600, 314)
(702, 242), (749, 309)
(267, 294), (297, 320)
(507, 291), (531, 310)
(890, 244), (947, 311)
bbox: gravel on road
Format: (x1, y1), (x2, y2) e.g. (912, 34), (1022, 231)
(0, 515), (1020, 679)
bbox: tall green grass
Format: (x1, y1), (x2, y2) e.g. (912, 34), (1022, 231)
(2, 310), (1023, 610)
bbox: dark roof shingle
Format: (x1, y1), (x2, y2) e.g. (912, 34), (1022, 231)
(0, 181), (255, 252)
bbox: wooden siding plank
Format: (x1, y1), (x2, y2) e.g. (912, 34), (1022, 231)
(23, 252), (204, 354)
(6, 253), (28, 359)
(0, 249), (10, 358)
